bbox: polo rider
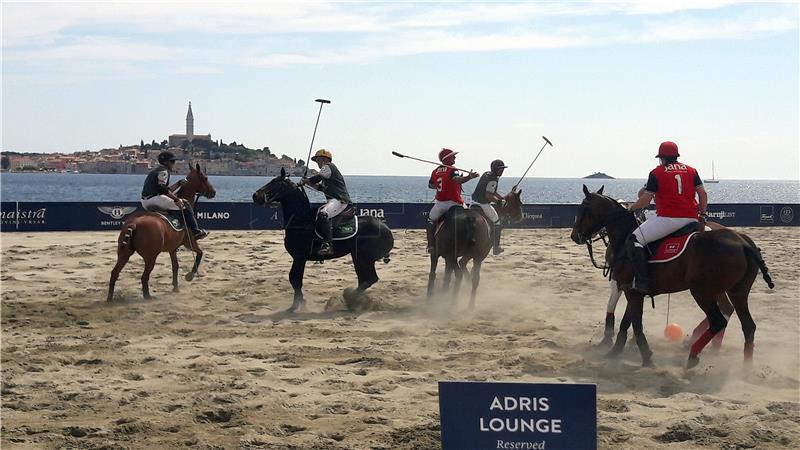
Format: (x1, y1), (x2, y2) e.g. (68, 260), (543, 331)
(300, 149), (352, 257)
(426, 148), (479, 253)
(141, 151), (208, 240)
(471, 159), (508, 255)
(625, 141), (707, 294)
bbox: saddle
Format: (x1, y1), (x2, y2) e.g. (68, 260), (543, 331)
(646, 222), (704, 263)
(314, 205), (358, 241)
(143, 206), (185, 232)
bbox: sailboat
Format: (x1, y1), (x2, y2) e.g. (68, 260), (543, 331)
(705, 161), (720, 184)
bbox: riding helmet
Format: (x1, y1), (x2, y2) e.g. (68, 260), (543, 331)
(439, 148), (458, 163)
(311, 149), (333, 162)
(158, 151), (178, 164)
(491, 159), (508, 171)
(656, 141), (679, 158)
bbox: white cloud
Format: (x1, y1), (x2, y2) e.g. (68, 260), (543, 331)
(2, 1), (796, 68)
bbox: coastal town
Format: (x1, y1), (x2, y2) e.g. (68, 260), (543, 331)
(0, 102), (308, 177)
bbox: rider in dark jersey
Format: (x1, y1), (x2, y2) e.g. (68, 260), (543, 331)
(141, 151), (207, 239)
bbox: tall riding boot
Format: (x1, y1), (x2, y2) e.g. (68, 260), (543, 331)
(492, 222), (504, 255)
(425, 220), (436, 254)
(317, 212), (334, 257)
(182, 203), (208, 240)
(626, 236), (650, 294)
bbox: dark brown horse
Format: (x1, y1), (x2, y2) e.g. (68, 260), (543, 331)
(571, 185), (773, 368)
(427, 189), (523, 309)
(107, 163), (216, 301)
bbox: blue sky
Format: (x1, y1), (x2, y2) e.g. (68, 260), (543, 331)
(2, 1), (798, 179)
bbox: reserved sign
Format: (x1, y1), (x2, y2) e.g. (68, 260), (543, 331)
(439, 381), (597, 450)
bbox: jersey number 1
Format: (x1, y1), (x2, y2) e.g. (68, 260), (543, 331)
(674, 174), (683, 195)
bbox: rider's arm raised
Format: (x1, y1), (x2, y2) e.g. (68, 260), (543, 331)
(628, 173), (656, 211)
(452, 171), (479, 184)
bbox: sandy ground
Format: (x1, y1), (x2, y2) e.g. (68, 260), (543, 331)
(1, 227), (798, 449)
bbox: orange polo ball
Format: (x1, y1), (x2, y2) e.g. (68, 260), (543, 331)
(664, 323), (684, 342)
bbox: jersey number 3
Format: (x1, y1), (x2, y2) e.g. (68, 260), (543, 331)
(436, 178), (443, 192)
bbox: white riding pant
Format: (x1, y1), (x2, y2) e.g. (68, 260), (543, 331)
(429, 200), (464, 222)
(319, 198), (348, 218)
(141, 195), (181, 211)
(632, 215), (697, 246)
(473, 202), (499, 223)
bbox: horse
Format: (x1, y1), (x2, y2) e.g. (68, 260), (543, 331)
(252, 168), (394, 313)
(595, 215), (735, 350)
(427, 189), (524, 309)
(107, 163), (216, 301)
(571, 185), (774, 368)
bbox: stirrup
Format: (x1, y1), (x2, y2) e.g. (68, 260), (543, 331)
(193, 229), (209, 240)
(318, 242), (333, 256)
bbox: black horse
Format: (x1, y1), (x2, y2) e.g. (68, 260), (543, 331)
(253, 168), (394, 312)
(428, 189), (524, 309)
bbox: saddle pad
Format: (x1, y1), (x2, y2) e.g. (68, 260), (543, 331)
(154, 212), (185, 232)
(648, 232), (697, 264)
(315, 216), (358, 241)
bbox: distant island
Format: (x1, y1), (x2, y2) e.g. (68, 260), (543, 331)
(583, 172), (615, 179)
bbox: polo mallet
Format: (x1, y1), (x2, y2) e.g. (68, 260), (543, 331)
(513, 136), (553, 190)
(391, 151), (474, 174)
(304, 98), (331, 177)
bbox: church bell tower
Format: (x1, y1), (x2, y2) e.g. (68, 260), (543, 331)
(186, 101), (194, 140)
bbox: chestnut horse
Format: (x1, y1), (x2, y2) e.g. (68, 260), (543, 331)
(107, 163), (216, 301)
(427, 189), (523, 309)
(571, 185), (773, 368)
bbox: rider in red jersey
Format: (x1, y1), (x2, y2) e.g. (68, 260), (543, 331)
(625, 141), (708, 294)
(426, 148), (479, 252)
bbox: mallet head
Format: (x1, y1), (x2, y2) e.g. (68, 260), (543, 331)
(315, 99), (331, 104)
(543, 136), (553, 146)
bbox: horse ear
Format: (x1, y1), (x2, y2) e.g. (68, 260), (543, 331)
(196, 162), (201, 173)
(597, 185), (604, 195)
(280, 167), (286, 178)
(516, 189), (522, 196)
(582, 184), (590, 197)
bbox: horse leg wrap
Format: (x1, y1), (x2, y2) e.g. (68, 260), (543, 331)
(690, 330), (714, 358)
(690, 318), (709, 344)
(604, 313), (615, 338)
(744, 342), (754, 361)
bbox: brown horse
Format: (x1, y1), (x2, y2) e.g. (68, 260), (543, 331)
(571, 185), (773, 368)
(428, 189), (523, 309)
(107, 163), (216, 301)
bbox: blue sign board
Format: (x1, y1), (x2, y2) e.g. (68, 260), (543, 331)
(439, 381), (597, 450)
(1, 202), (798, 232)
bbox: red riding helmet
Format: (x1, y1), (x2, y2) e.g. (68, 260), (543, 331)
(657, 141), (679, 158)
(439, 148), (458, 163)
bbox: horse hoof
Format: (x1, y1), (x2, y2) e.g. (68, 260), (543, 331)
(173, 287), (180, 293)
(642, 358), (655, 368)
(287, 301), (306, 313)
(605, 348), (623, 359)
(185, 272), (195, 282)
(595, 337), (613, 349)
(686, 356), (700, 369)
(106, 296), (113, 303)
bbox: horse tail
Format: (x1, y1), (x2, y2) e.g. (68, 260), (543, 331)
(740, 234), (775, 289)
(120, 223), (136, 252)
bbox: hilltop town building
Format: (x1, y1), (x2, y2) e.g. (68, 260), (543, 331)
(168, 102), (212, 147)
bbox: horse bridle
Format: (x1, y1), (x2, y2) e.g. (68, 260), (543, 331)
(578, 197), (641, 277)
